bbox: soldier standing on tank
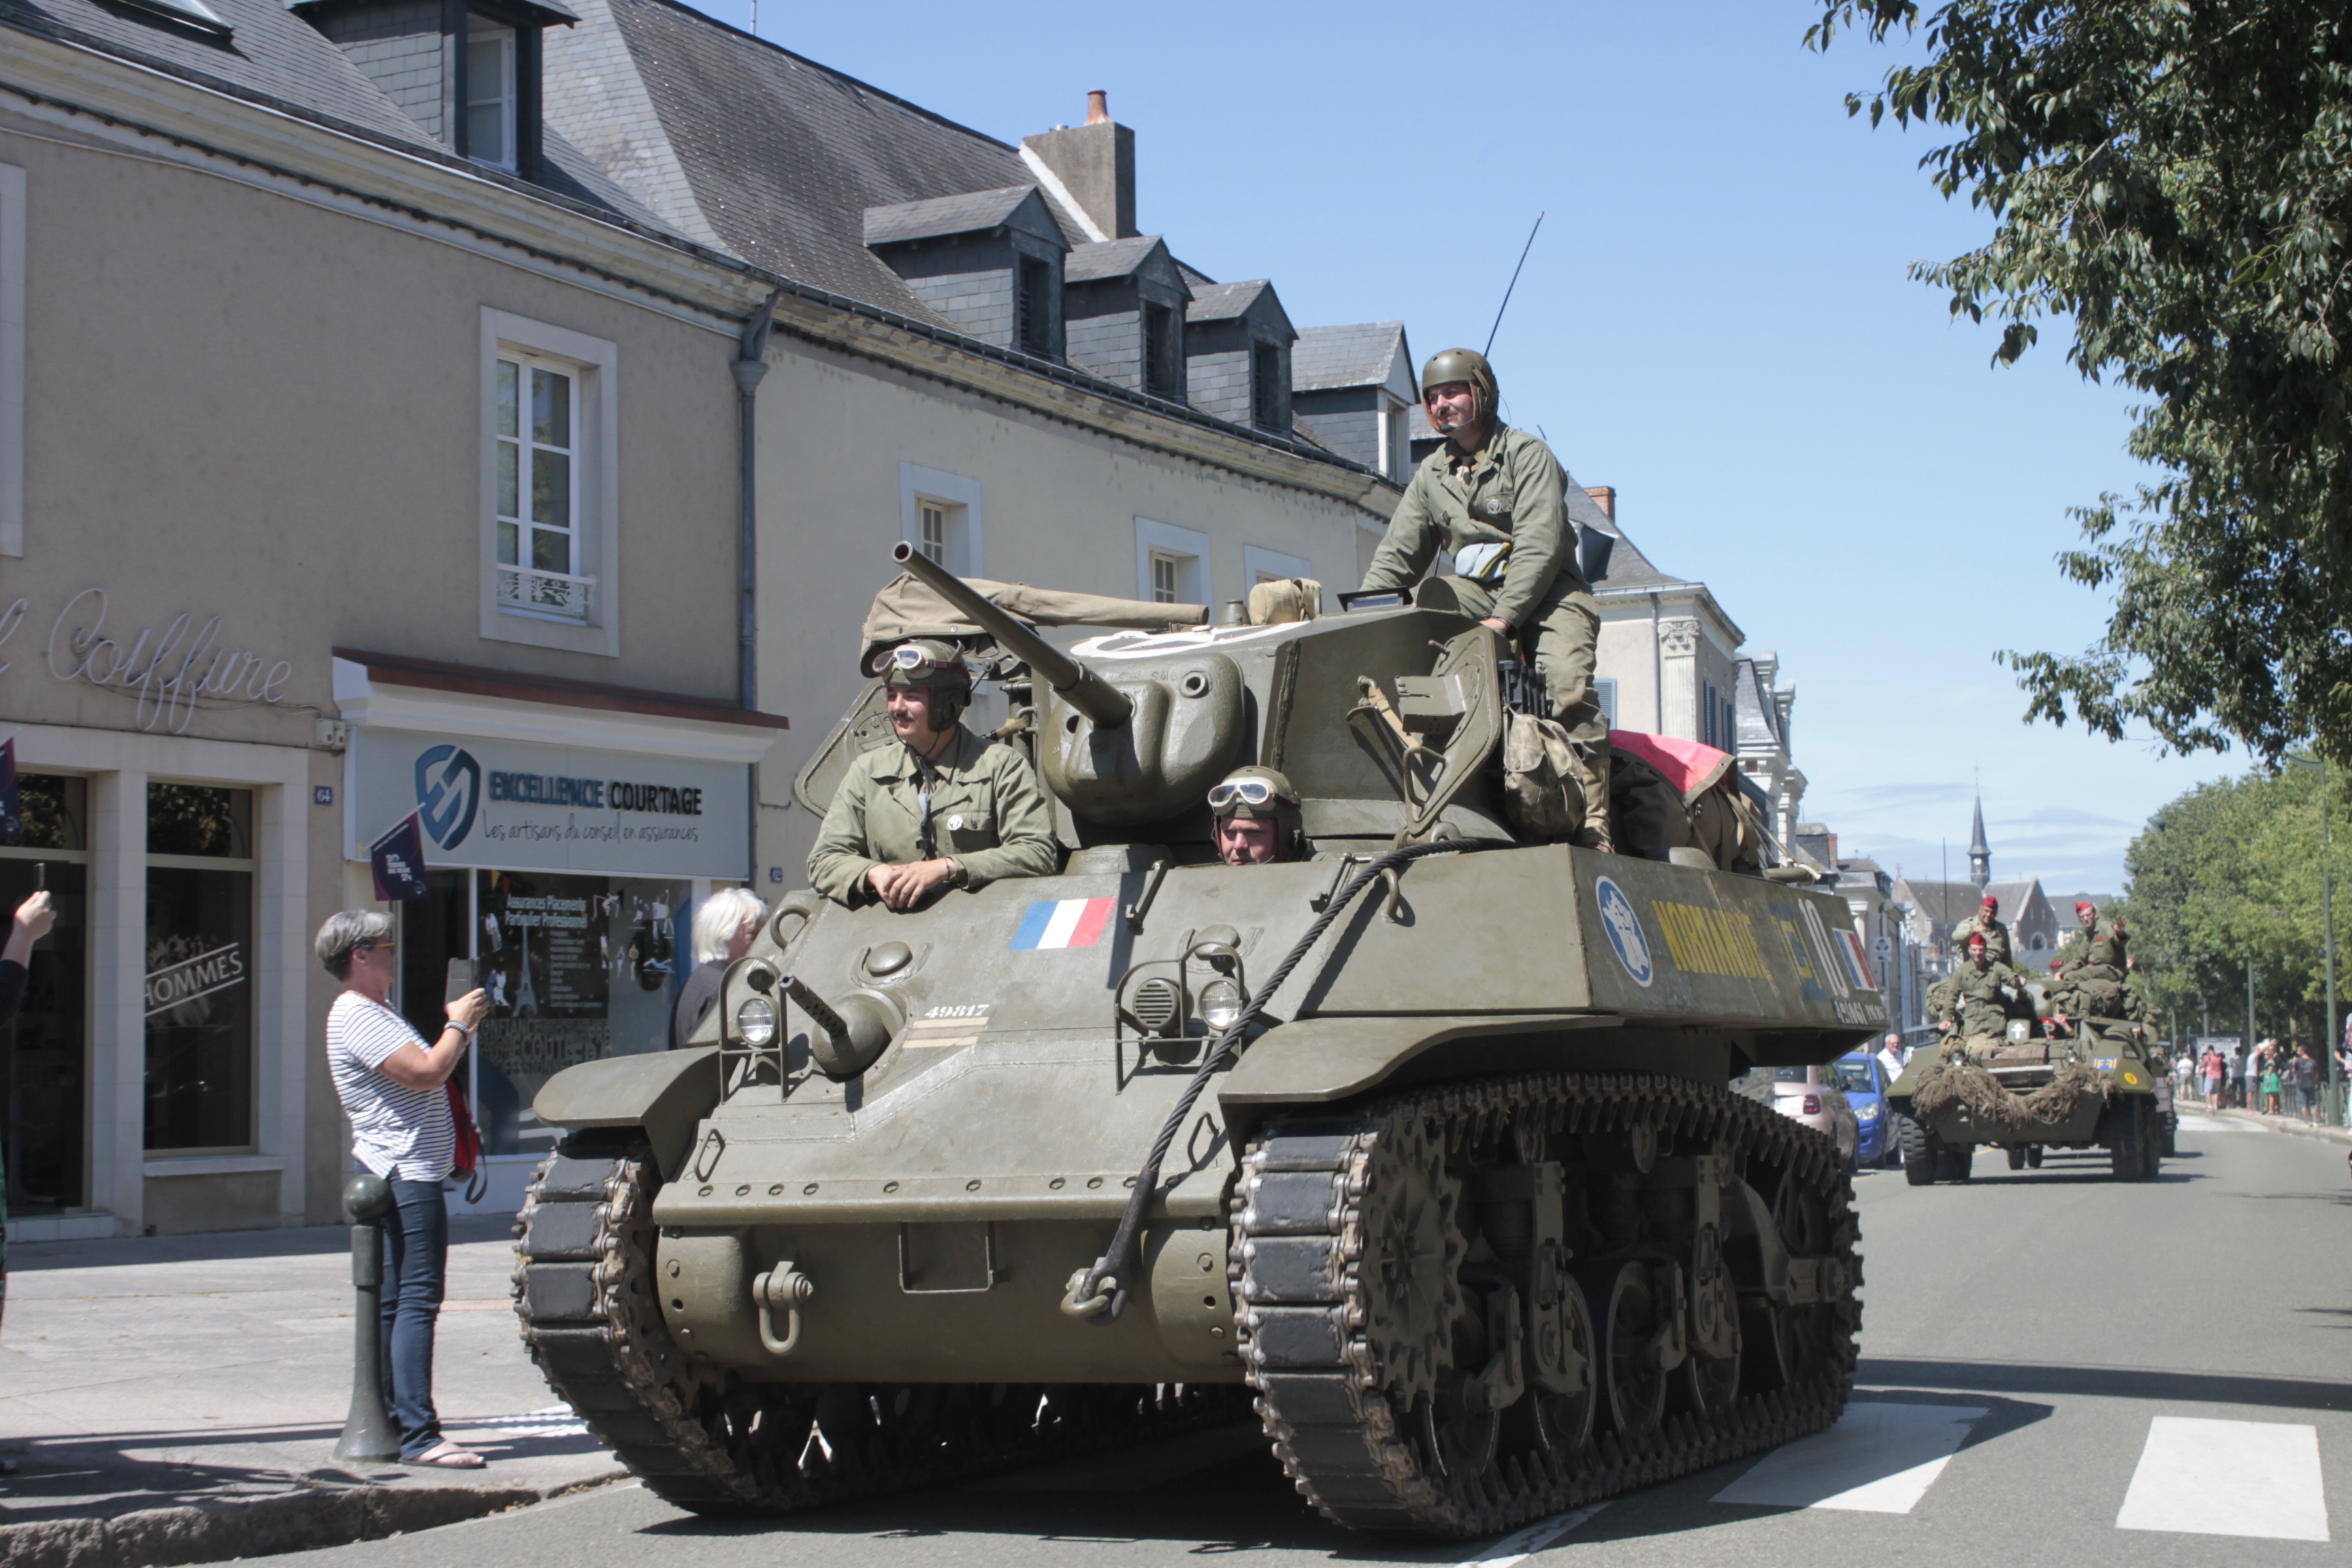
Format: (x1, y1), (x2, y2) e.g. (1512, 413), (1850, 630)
(1950, 894), (2012, 966)
(1357, 348), (1610, 849)
(808, 639), (1059, 910)
(1207, 766), (1305, 866)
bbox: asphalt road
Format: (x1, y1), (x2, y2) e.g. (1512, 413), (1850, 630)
(267, 1113), (2350, 1568)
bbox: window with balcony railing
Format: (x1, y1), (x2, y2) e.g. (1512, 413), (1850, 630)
(495, 350), (590, 625)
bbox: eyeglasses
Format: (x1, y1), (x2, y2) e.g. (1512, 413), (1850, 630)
(359, 941), (396, 958)
(1207, 779), (1281, 811)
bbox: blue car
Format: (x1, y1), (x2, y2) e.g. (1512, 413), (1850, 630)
(1833, 1052), (1898, 1167)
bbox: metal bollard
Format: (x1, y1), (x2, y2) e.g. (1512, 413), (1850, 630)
(331, 1172), (401, 1463)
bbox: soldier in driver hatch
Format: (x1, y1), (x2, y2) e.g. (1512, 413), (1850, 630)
(808, 640), (1058, 910)
(1207, 766), (1305, 866)
(1357, 348), (1610, 849)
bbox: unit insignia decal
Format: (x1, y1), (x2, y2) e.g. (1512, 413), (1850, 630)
(1593, 877), (1654, 987)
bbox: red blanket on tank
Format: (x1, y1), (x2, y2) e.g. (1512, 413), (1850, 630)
(1608, 730), (1733, 804)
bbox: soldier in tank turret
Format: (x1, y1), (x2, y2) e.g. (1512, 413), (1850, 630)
(1357, 348), (1611, 850)
(1950, 894), (2012, 966)
(807, 639), (1059, 910)
(1207, 766), (1306, 866)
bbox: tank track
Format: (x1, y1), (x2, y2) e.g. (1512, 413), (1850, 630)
(510, 1133), (1246, 1515)
(1232, 1071), (1861, 1537)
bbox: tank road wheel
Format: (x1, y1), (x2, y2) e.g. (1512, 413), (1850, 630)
(1894, 1114), (1935, 1186)
(514, 1137), (1243, 1516)
(1739, 1165), (1844, 1399)
(2006, 1146), (2028, 1171)
(1236, 1071), (1860, 1539)
(1575, 1262), (1667, 1443)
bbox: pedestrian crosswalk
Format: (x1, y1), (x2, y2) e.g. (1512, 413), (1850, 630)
(1703, 1401), (2332, 1543)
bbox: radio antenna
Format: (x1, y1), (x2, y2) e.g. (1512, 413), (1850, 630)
(1483, 212), (1546, 357)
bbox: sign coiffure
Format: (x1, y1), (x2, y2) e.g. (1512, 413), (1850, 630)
(347, 730), (749, 879)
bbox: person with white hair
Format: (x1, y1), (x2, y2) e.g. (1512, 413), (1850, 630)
(671, 887), (768, 1049)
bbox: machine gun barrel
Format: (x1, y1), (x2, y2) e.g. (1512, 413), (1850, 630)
(889, 542), (1133, 728)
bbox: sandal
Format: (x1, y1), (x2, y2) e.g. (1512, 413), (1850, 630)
(404, 1441), (486, 1469)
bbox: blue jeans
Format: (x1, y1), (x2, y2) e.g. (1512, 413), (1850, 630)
(378, 1177), (448, 1458)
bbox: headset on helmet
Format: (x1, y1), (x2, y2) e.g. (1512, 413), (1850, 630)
(1420, 347), (1501, 431)
(881, 638), (973, 729)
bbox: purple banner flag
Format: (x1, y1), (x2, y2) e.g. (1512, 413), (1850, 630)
(370, 811), (431, 902)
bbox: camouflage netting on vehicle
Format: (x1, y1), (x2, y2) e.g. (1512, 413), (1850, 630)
(859, 572), (1207, 672)
(1910, 1049), (2110, 1130)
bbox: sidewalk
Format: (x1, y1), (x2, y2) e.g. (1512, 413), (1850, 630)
(2178, 1100), (2352, 1147)
(0, 1215), (623, 1566)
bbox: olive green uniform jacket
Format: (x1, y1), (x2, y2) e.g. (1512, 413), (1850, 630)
(808, 727), (1060, 906)
(1945, 960), (2027, 1039)
(1950, 913), (2012, 967)
(1360, 423), (1601, 741)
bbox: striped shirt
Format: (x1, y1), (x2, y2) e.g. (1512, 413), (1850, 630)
(327, 993), (453, 1183)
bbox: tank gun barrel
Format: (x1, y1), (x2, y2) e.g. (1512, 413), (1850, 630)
(889, 542), (1132, 728)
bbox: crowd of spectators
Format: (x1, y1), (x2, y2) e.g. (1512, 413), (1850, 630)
(2183, 1037), (2340, 1125)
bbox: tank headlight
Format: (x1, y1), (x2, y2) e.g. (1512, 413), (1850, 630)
(1197, 978), (1244, 1034)
(736, 996), (777, 1047)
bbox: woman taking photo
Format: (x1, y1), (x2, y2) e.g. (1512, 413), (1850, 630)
(316, 910), (489, 1469)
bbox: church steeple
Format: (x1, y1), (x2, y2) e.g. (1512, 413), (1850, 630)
(1968, 792), (1991, 886)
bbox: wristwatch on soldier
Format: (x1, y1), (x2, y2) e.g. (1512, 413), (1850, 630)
(943, 858), (968, 889)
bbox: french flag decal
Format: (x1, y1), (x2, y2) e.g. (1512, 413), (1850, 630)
(1835, 928), (1876, 992)
(1011, 897), (1116, 951)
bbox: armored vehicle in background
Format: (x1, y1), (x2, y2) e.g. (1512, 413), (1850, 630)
(512, 546), (1886, 1537)
(1886, 1025), (2166, 1181)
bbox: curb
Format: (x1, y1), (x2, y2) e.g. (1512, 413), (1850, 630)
(0, 1469), (627, 1568)
(2193, 1106), (2352, 1148)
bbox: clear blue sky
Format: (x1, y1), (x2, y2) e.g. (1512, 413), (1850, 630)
(699, 0), (2235, 895)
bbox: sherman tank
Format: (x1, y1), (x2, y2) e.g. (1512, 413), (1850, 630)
(510, 544), (1886, 1537)
(1886, 1022), (2165, 1182)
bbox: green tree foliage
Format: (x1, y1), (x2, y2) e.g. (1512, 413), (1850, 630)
(2122, 767), (2344, 1038)
(1809, 3), (2352, 768)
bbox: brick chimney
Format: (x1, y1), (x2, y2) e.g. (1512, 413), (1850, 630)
(1584, 485), (1616, 521)
(1022, 91), (1136, 241)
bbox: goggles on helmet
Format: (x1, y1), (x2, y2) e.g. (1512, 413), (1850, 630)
(887, 644), (955, 676)
(1207, 779), (1281, 813)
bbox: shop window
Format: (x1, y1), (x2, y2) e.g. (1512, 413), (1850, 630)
(144, 783), (253, 1153)
(1, 774), (88, 1211)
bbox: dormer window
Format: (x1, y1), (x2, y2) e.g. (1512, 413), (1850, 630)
(863, 186), (1068, 358)
(294, 0), (576, 180)
(1144, 303), (1177, 397)
(466, 19), (519, 171)
(1017, 256), (1054, 357)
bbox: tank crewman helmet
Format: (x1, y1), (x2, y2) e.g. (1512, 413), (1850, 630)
(1420, 348), (1501, 431)
(881, 638), (973, 728)
(1208, 765), (1303, 860)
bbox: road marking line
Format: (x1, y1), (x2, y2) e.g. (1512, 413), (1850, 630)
(1456, 1502), (1609, 1567)
(2117, 1416), (2329, 1541)
(1711, 1402), (1986, 1514)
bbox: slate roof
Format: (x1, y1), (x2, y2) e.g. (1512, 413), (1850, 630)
(542, 0), (1092, 329)
(1292, 322), (1407, 391)
(862, 184), (1058, 248)
(1064, 234), (1172, 284)
(1733, 659), (1784, 751)
(1187, 278), (1277, 325)
(3, 0), (676, 233)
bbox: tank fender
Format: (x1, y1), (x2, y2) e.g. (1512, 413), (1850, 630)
(1216, 1014), (1617, 1130)
(534, 1047), (720, 1182)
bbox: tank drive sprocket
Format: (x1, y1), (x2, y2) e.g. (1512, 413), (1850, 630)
(510, 1133), (1247, 1514)
(1234, 1071), (1860, 1537)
